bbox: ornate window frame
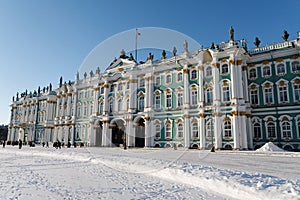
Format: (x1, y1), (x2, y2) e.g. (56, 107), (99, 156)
(262, 81), (274, 105)
(262, 65), (271, 77)
(276, 79), (289, 104)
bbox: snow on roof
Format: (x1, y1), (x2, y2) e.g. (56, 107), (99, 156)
(256, 142), (284, 152)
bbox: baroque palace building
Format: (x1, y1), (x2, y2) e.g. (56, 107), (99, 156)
(7, 29), (300, 150)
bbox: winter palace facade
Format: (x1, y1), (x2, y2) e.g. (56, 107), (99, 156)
(7, 30), (300, 150)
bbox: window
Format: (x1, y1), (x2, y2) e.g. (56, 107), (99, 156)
(138, 96), (144, 111)
(155, 93), (161, 109)
(165, 123), (172, 138)
(100, 87), (104, 94)
(206, 66), (212, 77)
(155, 76), (161, 86)
(267, 122), (276, 138)
(118, 83), (123, 91)
(177, 72), (183, 82)
(222, 85), (230, 102)
(192, 122), (198, 138)
(110, 84), (114, 92)
(282, 121), (291, 138)
(206, 119), (214, 137)
(221, 64), (229, 74)
(291, 61), (300, 72)
(155, 124), (161, 138)
(83, 103), (87, 116)
(278, 85), (288, 103)
(191, 70), (197, 79)
(293, 82), (300, 101)
(276, 64), (285, 75)
(264, 87), (273, 104)
(191, 90), (198, 105)
(118, 99), (122, 111)
(166, 74), (172, 84)
(166, 93), (172, 108)
(249, 68), (257, 79)
(262, 66), (271, 77)
(177, 123), (183, 138)
(206, 88), (213, 104)
(223, 121), (232, 137)
(99, 102), (103, 114)
(250, 89), (259, 105)
(253, 122), (261, 138)
(177, 92), (183, 107)
(90, 103), (93, 115)
(139, 78), (145, 88)
(109, 99), (113, 113)
(126, 82), (130, 90)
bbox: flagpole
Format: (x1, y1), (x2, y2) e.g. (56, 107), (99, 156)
(135, 28), (138, 63)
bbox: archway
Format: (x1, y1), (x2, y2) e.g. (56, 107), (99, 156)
(135, 118), (145, 147)
(95, 121), (103, 147)
(224, 144), (233, 150)
(111, 119), (125, 147)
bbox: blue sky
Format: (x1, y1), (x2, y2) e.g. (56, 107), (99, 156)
(0, 0), (299, 124)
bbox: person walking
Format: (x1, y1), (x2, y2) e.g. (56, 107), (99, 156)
(2, 140), (5, 148)
(18, 139), (22, 149)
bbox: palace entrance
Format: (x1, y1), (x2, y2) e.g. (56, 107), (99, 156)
(135, 118), (145, 147)
(95, 121), (103, 147)
(111, 119), (125, 147)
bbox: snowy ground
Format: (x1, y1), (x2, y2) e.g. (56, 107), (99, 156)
(0, 146), (299, 200)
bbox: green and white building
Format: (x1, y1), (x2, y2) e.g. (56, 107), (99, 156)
(7, 31), (300, 150)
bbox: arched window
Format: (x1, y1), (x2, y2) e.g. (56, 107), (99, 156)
(166, 74), (172, 84)
(293, 81), (300, 101)
(90, 103), (93, 115)
(155, 124), (161, 138)
(291, 61), (300, 72)
(110, 84), (114, 92)
(191, 69), (197, 79)
(192, 122), (198, 138)
(267, 122), (276, 138)
(222, 85), (230, 102)
(206, 119), (214, 137)
(118, 83), (123, 91)
(154, 93), (161, 109)
(221, 64), (229, 74)
(77, 104), (81, 117)
(99, 102), (103, 114)
(191, 89), (198, 105)
(100, 87), (104, 94)
(177, 123), (183, 138)
(206, 66), (212, 77)
(223, 121), (232, 137)
(139, 78), (145, 88)
(264, 85), (273, 104)
(206, 88), (213, 104)
(278, 84), (288, 103)
(177, 92), (183, 107)
(253, 122), (261, 138)
(155, 76), (161, 86)
(83, 103), (87, 116)
(282, 121), (291, 138)
(262, 66), (271, 77)
(109, 99), (113, 113)
(165, 123), (172, 138)
(177, 72), (183, 82)
(138, 96), (144, 111)
(250, 88), (259, 105)
(276, 64), (285, 74)
(118, 99), (122, 111)
(249, 68), (256, 79)
(166, 92), (172, 108)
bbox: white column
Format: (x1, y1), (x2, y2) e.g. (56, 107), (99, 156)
(102, 121), (110, 146)
(232, 114), (240, 149)
(148, 76), (153, 111)
(55, 97), (60, 118)
(145, 118), (151, 147)
(53, 127), (58, 141)
(184, 115), (190, 148)
(63, 126), (69, 143)
(129, 76), (137, 113)
(93, 87), (100, 115)
(66, 93), (72, 116)
(103, 82), (109, 114)
(183, 67), (190, 109)
(247, 115), (254, 149)
(212, 61), (220, 102)
(145, 77), (150, 111)
(89, 123), (95, 146)
(199, 114), (205, 149)
(214, 114), (222, 149)
(198, 66), (204, 106)
(240, 114), (248, 149)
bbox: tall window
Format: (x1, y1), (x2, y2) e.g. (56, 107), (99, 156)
(298, 122), (300, 138)
(264, 87), (273, 104)
(155, 93), (161, 109)
(206, 66), (212, 77)
(83, 103), (87, 116)
(165, 123), (172, 138)
(276, 64), (285, 74)
(110, 84), (114, 92)
(278, 85), (288, 103)
(250, 89), (259, 105)
(99, 102), (103, 114)
(282, 121), (291, 138)
(118, 83), (123, 91)
(177, 72), (183, 82)
(192, 122), (198, 138)
(166, 74), (172, 84)
(100, 87), (104, 94)
(223, 85), (230, 102)
(77, 105), (81, 117)
(206, 88), (213, 104)
(109, 99), (113, 113)
(166, 93), (172, 108)
(139, 78), (145, 88)
(138, 96), (144, 111)
(262, 66), (271, 77)
(177, 123), (183, 138)
(126, 82), (130, 90)
(223, 121), (232, 137)
(155, 124), (161, 138)
(177, 92), (183, 107)
(155, 76), (161, 86)
(118, 99), (122, 111)
(191, 90), (198, 105)
(293, 82), (300, 101)
(126, 98), (129, 111)
(292, 61), (300, 72)
(191, 70), (197, 79)
(249, 68), (257, 79)
(221, 64), (229, 74)
(206, 119), (214, 137)
(267, 122), (276, 138)
(253, 122), (261, 138)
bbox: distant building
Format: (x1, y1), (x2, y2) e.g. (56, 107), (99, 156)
(7, 29), (300, 151)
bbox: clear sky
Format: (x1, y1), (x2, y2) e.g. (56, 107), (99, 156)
(0, 0), (299, 124)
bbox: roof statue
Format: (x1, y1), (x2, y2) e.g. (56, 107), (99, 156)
(254, 37), (261, 47)
(183, 40), (188, 52)
(49, 83), (52, 91)
(241, 39), (247, 50)
(12, 96), (14, 101)
(84, 72), (87, 79)
(282, 30), (289, 41)
(76, 71), (80, 81)
(210, 42), (216, 49)
(229, 26), (234, 41)
(147, 52), (154, 61)
(162, 50), (166, 59)
(173, 47), (177, 56)
(59, 76), (63, 87)
(16, 92), (19, 100)
(96, 67), (100, 75)
(128, 53), (134, 61)
(38, 86), (41, 94)
(120, 49), (127, 59)
(43, 87), (46, 93)
(90, 70), (94, 77)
